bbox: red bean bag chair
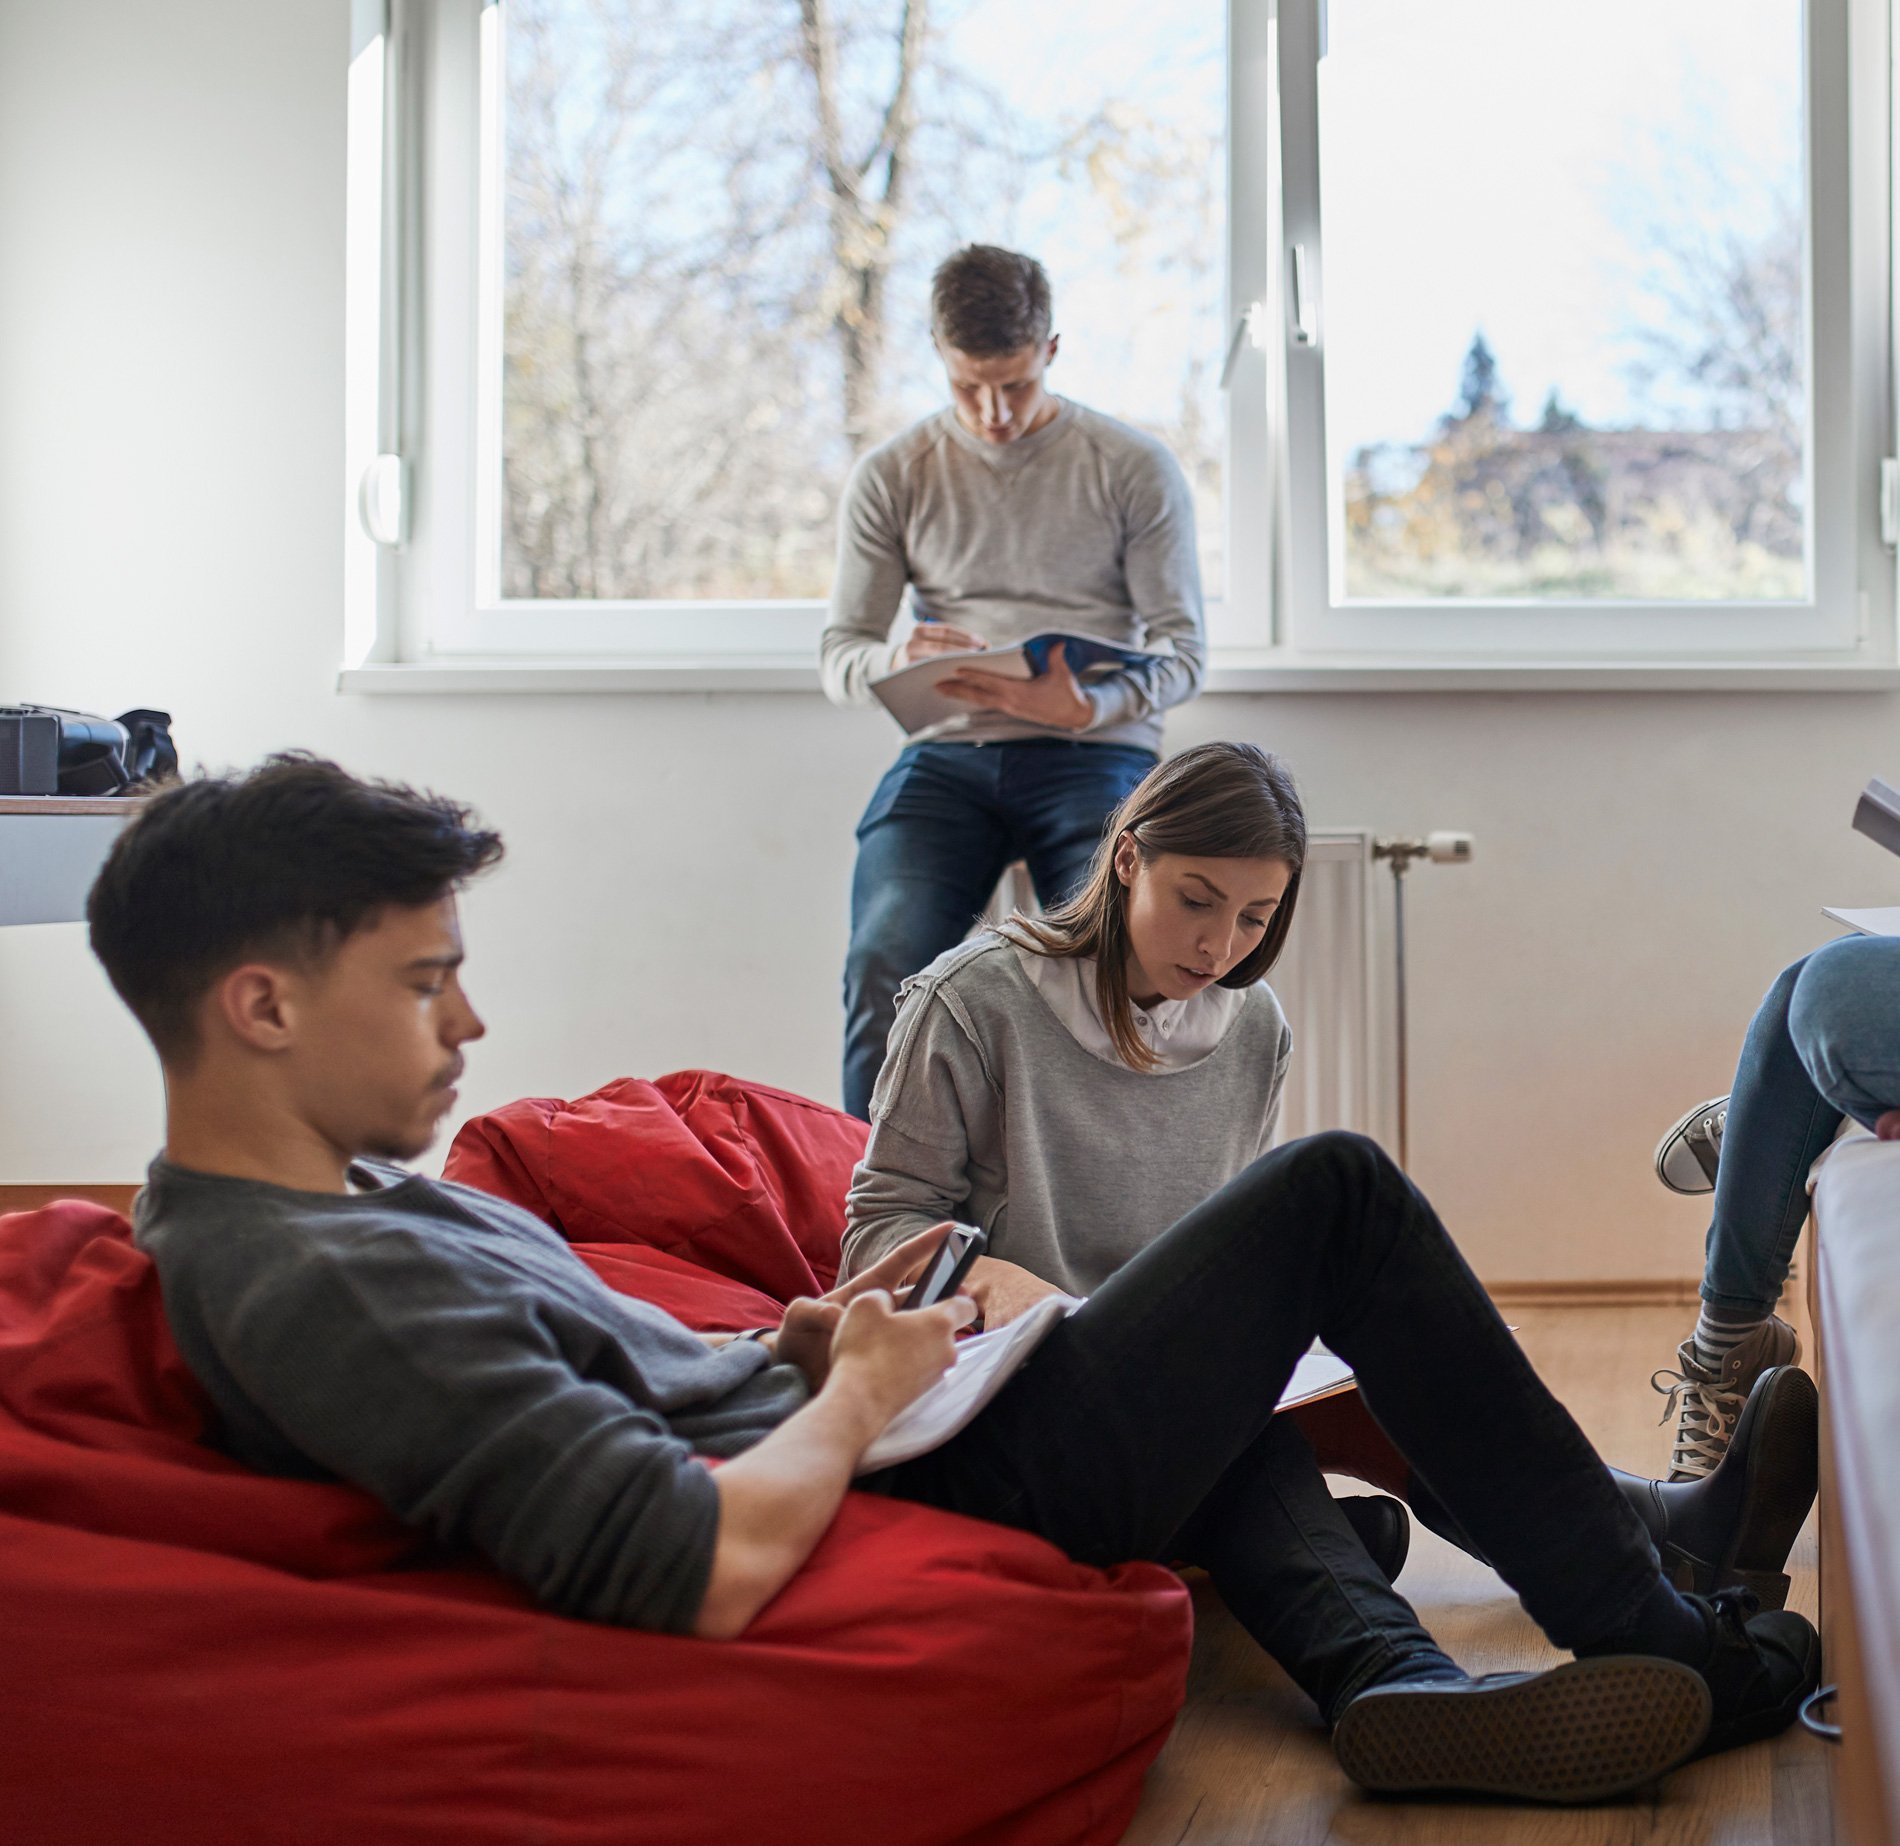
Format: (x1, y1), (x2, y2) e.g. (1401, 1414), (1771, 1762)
(447, 1072), (1422, 1495)
(0, 1071), (1191, 1846)
(444, 1068), (867, 1300)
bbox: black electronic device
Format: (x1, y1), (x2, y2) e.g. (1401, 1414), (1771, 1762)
(0, 708), (60, 795)
(899, 1225), (985, 1311)
(0, 706), (176, 796)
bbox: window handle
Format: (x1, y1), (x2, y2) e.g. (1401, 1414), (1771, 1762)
(1289, 244), (1316, 347)
(359, 453), (408, 547)
(1219, 301), (1266, 389)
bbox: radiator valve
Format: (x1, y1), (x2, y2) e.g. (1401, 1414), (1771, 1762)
(1373, 831), (1474, 872)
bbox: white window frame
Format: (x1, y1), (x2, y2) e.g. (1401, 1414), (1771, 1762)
(1271, 0), (1895, 664)
(345, 0), (1271, 670)
(343, 0), (1898, 684)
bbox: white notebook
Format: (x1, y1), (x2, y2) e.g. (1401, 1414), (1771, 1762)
(855, 1298), (1356, 1473)
(868, 629), (1174, 736)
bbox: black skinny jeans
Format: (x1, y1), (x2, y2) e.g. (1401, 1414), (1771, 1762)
(872, 1132), (1665, 1723)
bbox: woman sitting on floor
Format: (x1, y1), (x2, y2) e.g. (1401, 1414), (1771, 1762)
(841, 740), (1819, 1723)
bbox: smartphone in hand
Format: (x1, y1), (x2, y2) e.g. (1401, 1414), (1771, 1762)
(899, 1225), (986, 1311)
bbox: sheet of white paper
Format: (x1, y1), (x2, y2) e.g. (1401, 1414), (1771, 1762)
(1278, 1343), (1356, 1409)
(855, 1309), (1357, 1473)
(1823, 905), (1900, 938)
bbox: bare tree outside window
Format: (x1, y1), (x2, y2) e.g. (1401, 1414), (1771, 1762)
(499, 0), (1225, 607)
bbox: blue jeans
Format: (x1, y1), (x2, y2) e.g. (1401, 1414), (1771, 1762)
(874, 1133), (1667, 1722)
(1704, 934), (1900, 1315)
(842, 739), (1158, 1119)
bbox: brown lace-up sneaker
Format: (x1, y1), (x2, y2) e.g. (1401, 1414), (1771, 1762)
(1652, 1317), (1800, 1481)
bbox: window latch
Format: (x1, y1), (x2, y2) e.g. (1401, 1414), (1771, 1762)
(1288, 244), (1316, 347)
(359, 453), (408, 548)
(1881, 457), (1899, 550)
(1218, 302), (1266, 390)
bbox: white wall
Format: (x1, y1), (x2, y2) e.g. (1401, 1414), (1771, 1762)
(4, 0), (1898, 1285)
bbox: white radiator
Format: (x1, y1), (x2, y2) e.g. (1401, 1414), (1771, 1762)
(1266, 830), (1391, 1148)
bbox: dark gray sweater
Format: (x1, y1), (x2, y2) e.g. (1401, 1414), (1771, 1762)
(134, 1158), (809, 1634)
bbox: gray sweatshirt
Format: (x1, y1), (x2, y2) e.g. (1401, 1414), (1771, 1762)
(841, 935), (1292, 1297)
(134, 1157), (809, 1634)
(818, 401), (1206, 753)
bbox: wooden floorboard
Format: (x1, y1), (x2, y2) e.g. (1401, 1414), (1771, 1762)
(1121, 1292), (1831, 1845)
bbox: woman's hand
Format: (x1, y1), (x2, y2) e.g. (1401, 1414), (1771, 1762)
(963, 1254), (1064, 1329)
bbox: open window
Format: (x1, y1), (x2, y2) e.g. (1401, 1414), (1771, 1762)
(346, 0), (1894, 676)
(1272, 0), (1892, 662)
(347, 0), (1268, 666)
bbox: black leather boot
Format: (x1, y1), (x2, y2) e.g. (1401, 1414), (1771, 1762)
(1611, 1366), (1818, 1610)
(1338, 1492), (1411, 1583)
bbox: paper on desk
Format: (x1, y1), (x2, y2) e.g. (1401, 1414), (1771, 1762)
(855, 1297), (1357, 1473)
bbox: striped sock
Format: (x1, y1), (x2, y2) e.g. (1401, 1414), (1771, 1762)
(1691, 1305), (1765, 1372)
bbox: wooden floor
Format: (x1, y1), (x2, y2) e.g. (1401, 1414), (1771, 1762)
(1121, 1296), (1830, 1845)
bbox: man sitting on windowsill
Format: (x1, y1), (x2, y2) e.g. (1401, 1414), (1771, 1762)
(89, 754), (1819, 1806)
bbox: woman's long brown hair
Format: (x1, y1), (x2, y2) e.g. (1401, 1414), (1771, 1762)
(999, 742), (1306, 1072)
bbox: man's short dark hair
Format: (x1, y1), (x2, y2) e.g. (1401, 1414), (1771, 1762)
(930, 246), (1052, 356)
(89, 752), (504, 1063)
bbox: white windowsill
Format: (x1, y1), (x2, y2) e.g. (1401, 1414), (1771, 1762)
(337, 653), (1900, 696)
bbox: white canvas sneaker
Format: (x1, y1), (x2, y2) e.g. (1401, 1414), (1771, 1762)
(1655, 1096), (1729, 1195)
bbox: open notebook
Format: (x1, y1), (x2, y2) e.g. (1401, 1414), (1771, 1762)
(856, 1295), (1356, 1473)
(868, 629), (1175, 736)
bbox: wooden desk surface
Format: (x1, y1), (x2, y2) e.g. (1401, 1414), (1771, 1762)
(0, 796), (146, 815)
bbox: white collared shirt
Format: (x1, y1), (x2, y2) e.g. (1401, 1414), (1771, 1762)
(1012, 943), (1249, 1073)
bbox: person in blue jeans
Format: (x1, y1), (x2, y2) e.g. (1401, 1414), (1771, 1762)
(819, 245), (1205, 1119)
(1652, 934), (1900, 1477)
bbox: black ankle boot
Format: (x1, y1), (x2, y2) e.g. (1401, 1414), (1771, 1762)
(1338, 1492), (1411, 1582)
(1684, 1586), (1822, 1756)
(1611, 1366), (1817, 1610)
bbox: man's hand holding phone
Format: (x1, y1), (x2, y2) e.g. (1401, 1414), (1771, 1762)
(692, 1227), (979, 1641)
(767, 1225), (980, 1389)
(827, 1287), (976, 1429)
(823, 1225), (983, 1423)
